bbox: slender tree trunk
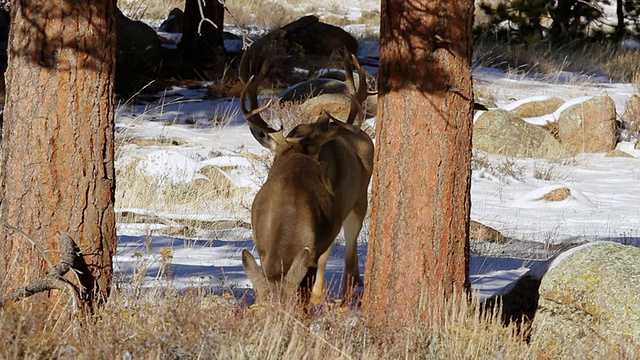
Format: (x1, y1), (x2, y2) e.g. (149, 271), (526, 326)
(0, 0), (116, 319)
(363, 0), (473, 328)
(615, 0), (625, 39)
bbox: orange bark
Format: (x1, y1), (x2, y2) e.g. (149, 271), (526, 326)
(363, 0), (474, 327)
(0, 1), (116, 317)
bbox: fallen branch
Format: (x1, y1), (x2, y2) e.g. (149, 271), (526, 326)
(0, 232), (82, 311)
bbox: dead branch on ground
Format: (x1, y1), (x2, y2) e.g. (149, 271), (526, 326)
(0, 232), (83, 312)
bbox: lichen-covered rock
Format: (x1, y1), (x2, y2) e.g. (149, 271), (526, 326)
(473, 110), (571, 159)
(556, 96), (617, 153)
(621, 93), (640, 136)
(474, 96), (497, 110)
(470, 220), (506, 243)
(510, 97), (565, 118)
(530, 242), (640, 357)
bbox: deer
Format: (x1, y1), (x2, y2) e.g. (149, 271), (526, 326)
(238, 33), (374, 306)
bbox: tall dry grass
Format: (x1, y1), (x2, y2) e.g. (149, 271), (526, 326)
(118, 0), (184, 20)
(118, 0), (380, 30)
(474, 39), (640, 84)
(0, 287), (539, 359)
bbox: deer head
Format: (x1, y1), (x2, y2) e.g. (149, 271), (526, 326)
(238, 34), (374, 306)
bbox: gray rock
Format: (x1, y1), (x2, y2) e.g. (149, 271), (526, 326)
(298, 93), (351, 121)
(281, 15), (358, 56)
(279, 79), (347, 103)
(474, 96), (497, 110)
(116, 10), (162, 97)
(510, 97), (565, 118)
(530, 242), (640, 357)
(556, 96), (617, 153)
(473, 110), (571, 159)
(470, 220), (506, 243)
(621, 93), (640, 139)
(159, 8), (184, 33)
(279, 78), (376, 121)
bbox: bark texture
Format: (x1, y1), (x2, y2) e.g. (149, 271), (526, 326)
(363, 0), (474, 327)
(0, 1), (116, 315)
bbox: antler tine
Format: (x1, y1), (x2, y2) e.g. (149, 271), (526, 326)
(238, 31), (288, 149)
(344, 53), (369, 127)
(342, 49), (356, 94)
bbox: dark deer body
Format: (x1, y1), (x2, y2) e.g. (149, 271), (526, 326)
(239, 34), (374, 305)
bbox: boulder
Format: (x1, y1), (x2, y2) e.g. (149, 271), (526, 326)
(280, 77), (377, 120)
(510, 97), (565, 118)
(621, 93), (640, 135)
(159, 8), (184, 33)
(279, 79), (347, 103)
(470, 220), (506, 243)
(298, 93), (351, 121)
(530, 242), (640, 357)
(473, 110), (571, 158)
(473, 96), (496, 110)
(116, 10), (162, 97)
(540, 187), (571, 201)
(605, 149), (634, 158)
(556, 96), (617, 153)
(281, 15), (358, 56)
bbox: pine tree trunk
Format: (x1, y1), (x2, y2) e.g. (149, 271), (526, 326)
(363, 0), (473, 327)
(615, 0), (625, 39)
(0, 0), (116, 317)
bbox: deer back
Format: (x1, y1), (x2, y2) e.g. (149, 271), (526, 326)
(251, 148), (335, 284)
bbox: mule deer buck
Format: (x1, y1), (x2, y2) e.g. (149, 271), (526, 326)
(239, 36), (374, 305)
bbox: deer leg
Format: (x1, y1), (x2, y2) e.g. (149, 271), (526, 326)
(311, 243), (333, 306)
(342, 208), (365, 300)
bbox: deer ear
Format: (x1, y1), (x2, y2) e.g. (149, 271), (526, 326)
(315, 112), (331, 131)
(285, 248), (311, 286)
(242, 249), (269, 295)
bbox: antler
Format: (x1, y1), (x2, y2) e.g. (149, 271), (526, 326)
(239, 31), (287, 151)
(342, 51), (371, 127)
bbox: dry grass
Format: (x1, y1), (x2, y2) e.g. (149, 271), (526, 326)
(119, 0), (380, 31)
(4, 285), (634, 359)
(62, 2), (638, 359)
(472, 151), (525, 182)
(474, 40), (640, 83)
(118, 0), (184, 20)
(224, 0), (380, 29)
(112, 106), (256, 237)
(113, 151), (252, 228)
(0, 288), (540, 359)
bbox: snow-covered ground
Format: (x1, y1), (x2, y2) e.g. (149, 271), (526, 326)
(113, 7), (640, 304)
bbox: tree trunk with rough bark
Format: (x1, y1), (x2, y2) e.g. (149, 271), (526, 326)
(363, 0), (473, 328)
(0, 0), (116, 319)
